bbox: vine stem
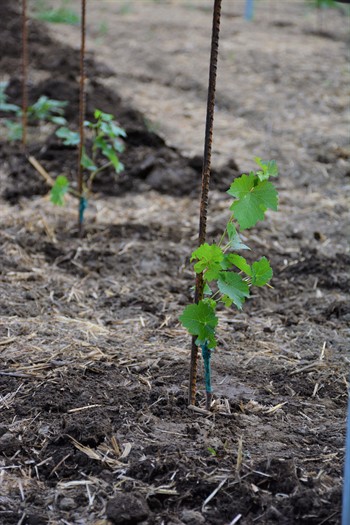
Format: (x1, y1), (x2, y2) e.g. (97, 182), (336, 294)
(87, 161), (113, 191)
(78, 0), (87, 236)
(218, 215), (234, 249)
(21, 0), (28, 149)
(188, 0), (222, 407)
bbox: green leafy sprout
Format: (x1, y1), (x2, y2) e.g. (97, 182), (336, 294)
(27, 96), (67, 125)
(33, 0), (80, 25)
(50, 109), (126, 206)
(306, 0), (350, 20)
(0, 82), (20, 113)
(0, 82), (68, 141)
(307, 0), (338, 8)
(179, 158), (279, 351)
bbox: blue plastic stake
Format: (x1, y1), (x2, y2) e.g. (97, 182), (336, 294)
(79, 196), (88, 225)
(201, 343), (212, 410)
(244, 0), (254, 21)
(342, 383), (350, 525)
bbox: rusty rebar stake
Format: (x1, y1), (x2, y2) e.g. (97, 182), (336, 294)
(21, 0), (28, 149)
(78, 0), (87, 236)
(188, 0), (222, 407)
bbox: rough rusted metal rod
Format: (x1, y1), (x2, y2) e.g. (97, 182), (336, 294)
(188, 0), (222, 407)
(78, 0), (87, 236)
(21, 0), (28, 149)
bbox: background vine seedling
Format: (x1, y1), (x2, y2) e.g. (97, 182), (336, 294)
(0, 82), (67, 142)
(33, 0), (80, 25)
(51, 109), (126, 221)
(180, 158), (279, 409)
(307, 0), (338, 8)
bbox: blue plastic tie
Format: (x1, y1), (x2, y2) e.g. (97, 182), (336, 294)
(201, 342), (212, 394)
(342, 381), (350, 525)
(79, 196), (88, 225)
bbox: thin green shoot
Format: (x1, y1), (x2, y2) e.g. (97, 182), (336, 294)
(180, 158), (279, 352)
(51, 109), (126, 206)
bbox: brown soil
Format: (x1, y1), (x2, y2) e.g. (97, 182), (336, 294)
(0, 1), (349, 524)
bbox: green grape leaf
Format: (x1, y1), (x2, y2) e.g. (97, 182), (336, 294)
(0, 82), (8, 104)
(203, 283), (212, 296)
(228, 174), (278, 230)
(84, 119), (95, 129)
(251, 257), (273, 287)
(220, 254), (233, 270)
(223, 254), (252, 276)
(0, 102), (21, 113)
(81, 148), (97, 171)
(94, 136), (109, 155)
(179, 301), (218, 349)
(95, 137), (124, 173)
(255, 157), (279, 181)
(0, 82), (21, 113)
(94, 109), (113, 122)
(113, 138), (125, 153)
(50, 116), (67, 126)
(202, 297), (217, 310)
(28, 96), (67, 121)
(227, 223), (250, 250)
(100, 120), (126, 139)
(110, 122), (127, 138)
(56, 127), (80, 146)
(50, 175), (69, 206)
(222, 295), (233, 308)
(103, 144), (124, 173)
(4, 120), (22, 141)
(191, 243), (224, 281)
(217, 272), (250, 310)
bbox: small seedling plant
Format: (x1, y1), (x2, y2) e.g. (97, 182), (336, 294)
(33, 0), (80, 25)
(307, 0), (337, 8)
(51, 109), (126, 220)
(0, 82), (67, 141)
(180, 158), (279, 405)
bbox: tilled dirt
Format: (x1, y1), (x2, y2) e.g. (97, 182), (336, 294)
(0, 1), (349, 525)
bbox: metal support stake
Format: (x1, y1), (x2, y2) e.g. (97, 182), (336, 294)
(188, 0), (222, 407)
(78, 0), (87, 236)
(22, 0), (28, 149)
